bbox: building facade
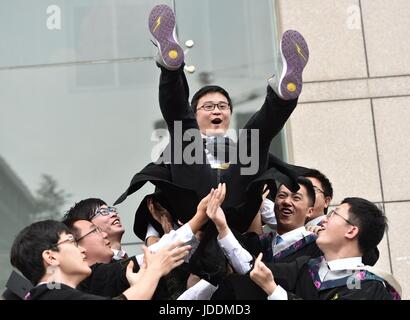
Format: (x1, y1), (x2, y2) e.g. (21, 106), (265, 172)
(0, 0), (408, 298)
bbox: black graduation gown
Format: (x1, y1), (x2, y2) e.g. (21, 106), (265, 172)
(114, 68), (302, 234)
(114, 68), (305, 286)
(78, 256), (183, 300)
(212, 256), (394, 300)
(25, 283), (113, 300)
(78, 258), (137, 298)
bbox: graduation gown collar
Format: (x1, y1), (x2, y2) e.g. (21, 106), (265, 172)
(307, 256), (401, 300)
(270, 232), (318, 262)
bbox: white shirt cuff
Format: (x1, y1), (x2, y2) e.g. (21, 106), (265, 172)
(267, 285), (288, 300)
(177, 280), (218, 300)
(136, 223), (195, 266)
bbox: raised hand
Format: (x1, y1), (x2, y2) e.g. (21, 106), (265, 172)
(206, 184), (229, 237)
(147, 197), (174, 234)
(143, 241), (191, 277)
(250, 253), (277, 295)
(125, 260), (145, 286)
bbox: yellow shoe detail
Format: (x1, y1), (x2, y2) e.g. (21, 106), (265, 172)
(287, 82), (297, 92)
(294, 41), (307, 62)
(152, 16), (161, 33)
(168, 50), (178, 59)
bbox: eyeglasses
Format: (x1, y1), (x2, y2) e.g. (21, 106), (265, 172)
(51, 235), (78, 249)
(313, 186), (325, 195)
(92, 206), (118, 219)
(197, 102), (230, 112)
(76, 226), (103, 242)
(326, 209), (355, 226)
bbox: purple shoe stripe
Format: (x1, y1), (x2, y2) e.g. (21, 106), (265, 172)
(280, 30), (309, 100)
(148, 5), (184, 68)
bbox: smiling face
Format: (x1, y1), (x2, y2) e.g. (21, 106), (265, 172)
(73, 220), (113, 265)
(195, 92), (231, 136)
(91, 205), (125, 242)
(316, 203), (357, 253)
(306, 177), (332, 219)
(51, 232), (91, 280)
(274, 184), (314, 234)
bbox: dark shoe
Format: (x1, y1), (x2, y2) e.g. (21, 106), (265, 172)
(268, 30), (309, 100)
(148, 4), (184, 70)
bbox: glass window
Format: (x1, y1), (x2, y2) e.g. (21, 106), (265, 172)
(0, 0), (281, 292)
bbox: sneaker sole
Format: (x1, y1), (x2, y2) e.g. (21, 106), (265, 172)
(148, 5), (184, 70)
(279, 30), (309, 100)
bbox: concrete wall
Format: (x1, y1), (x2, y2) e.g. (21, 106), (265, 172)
(277, 0), (410, 298)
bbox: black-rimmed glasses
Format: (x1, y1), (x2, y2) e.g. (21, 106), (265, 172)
(91, 206), (118, 219)
(76, 226), (103, 242)
(326, 209), (355, 226)
(197, 102), (230, 112)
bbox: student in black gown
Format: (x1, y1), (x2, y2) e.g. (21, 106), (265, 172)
(114, 4), (311, 284)
(10, 220), (190, 300)
(212, 197), (401, 300)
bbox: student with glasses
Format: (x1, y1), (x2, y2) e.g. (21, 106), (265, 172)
(303, 169), (333, 227)
(212, 197), (401, 300)
(10, 220), (191, 300)
(64, 198), (127, 261)
(115, 3), (310, 286)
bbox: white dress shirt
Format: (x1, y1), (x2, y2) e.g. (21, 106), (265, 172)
(202, 133), (232, 167)
(111, 248), (128, 260)
(268, 256), (364, 300)
(217, 226), (313, 275)
(272, 226), (313, 255)
(136, 223), (199, 266)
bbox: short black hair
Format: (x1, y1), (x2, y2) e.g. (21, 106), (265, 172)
(341, 197), (387, 254)
(304, 168), (333, 198)
(296, 176), (316, 207)
(191, 85), (233, 113)
(62, 198), (106, 238)
(304, 168), (333, 214)
(278, 177), (316, 207)
(10, 220), (70, 285)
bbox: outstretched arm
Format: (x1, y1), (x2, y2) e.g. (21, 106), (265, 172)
(123, 241), (191, 300)
(206, 184), (254, 274)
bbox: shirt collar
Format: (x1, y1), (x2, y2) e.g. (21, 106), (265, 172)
(279, 226), (312, 243)
(273, 226), (313, 254)
(111, 248), (127, 260)
(327, 257), (363, 271)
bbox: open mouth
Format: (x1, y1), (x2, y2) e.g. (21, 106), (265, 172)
(280, 208), (293, 216)
(211, 118), (222, 125)
(112, 219), (121, 226)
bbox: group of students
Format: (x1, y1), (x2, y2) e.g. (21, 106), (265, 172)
(6, 4), (401, 300)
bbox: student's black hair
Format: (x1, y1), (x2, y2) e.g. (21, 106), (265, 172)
(62, 198), (106, 238)
(278, 177), (316, 207)
(10, 220), (70, 285)
(296, 176), (316, 207)
(304, 168), (333, 214)
(190, 85), (233, 113)
(341, 197), (387, 254)
(62, 198), (107, 239)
